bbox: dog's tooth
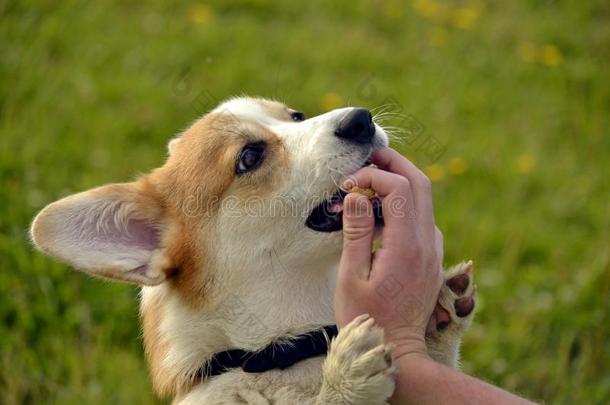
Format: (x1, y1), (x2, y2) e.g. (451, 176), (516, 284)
(328, 200), (344, 213)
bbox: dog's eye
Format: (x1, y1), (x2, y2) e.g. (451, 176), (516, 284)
(290, 111), (305, 122)
(236, 142), (266, 175)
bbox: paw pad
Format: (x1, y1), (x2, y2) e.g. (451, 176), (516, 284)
(433, 261), (477, 333)
(455, 296), (475, 318)
(446, 273), (470, 295)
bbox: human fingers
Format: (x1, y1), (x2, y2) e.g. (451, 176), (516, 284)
(340, 193), (375, 282)
(371, 148), (436, 244)
(343, 166), (417, 247)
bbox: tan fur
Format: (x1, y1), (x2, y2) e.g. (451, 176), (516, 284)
(141, 286), (174, 396)
(138, 110), (294, 395)
(256, 98), (297, 122)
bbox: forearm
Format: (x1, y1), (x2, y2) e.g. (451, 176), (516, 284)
(390, 354), (535, 405)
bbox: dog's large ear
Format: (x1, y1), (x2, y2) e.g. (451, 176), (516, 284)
(30, 180), (170, 286)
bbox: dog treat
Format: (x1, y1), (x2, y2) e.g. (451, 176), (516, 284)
(348, 186), (376, 198)
(348, 163), (377, 198)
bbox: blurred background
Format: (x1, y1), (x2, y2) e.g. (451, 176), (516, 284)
(1, 0), (609, 403)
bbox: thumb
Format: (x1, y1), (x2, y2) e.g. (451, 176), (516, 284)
(340, 193), (374, 280)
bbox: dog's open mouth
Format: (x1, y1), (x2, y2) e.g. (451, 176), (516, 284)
(305, 161), (384, 233)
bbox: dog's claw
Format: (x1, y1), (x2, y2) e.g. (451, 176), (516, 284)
(437, 320), (450, 331)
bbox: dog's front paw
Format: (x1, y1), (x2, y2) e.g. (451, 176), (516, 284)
(440, 260), (477, 327)
(318, 314), (395, 405)
(426, 261), (476, 367)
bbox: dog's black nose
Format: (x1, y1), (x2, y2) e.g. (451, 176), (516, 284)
(334, 108), (375, 144)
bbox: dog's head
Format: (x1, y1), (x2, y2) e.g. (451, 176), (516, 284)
(30, 96), (388, 394)
(31, 96), (388, 289)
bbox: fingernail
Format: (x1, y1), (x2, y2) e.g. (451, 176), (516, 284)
(342, 177), (355, 190)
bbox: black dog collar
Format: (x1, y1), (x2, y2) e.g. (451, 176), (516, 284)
(197, 325), (338, 378)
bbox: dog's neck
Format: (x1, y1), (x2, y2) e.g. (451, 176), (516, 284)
(140, 254), (338, 396)
(220, 253), (338, 347)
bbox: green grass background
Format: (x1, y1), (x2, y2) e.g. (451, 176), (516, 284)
(1, 0), (609, 403)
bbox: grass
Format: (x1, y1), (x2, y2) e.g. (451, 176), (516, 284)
(1, 0), (609, 403)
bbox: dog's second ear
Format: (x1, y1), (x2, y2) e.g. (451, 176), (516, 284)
(30, 180), (170, 286)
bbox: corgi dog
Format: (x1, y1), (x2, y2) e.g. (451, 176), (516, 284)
(30, 97), (476, 404)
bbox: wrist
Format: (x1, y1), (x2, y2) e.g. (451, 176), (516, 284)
(388, 353), (444, 405)
(392, 350), (440, 390)
(385, 325), (430, 362)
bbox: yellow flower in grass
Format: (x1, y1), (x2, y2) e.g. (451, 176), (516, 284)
(452, 6), (481, 30)
(189, 4), (214, 25)
(448, 157), (468, 176)
(413, 0), (444, 20)
(515, 154), (536, 174)
(320, 93), (344, 111)
(540, 44), (563, 66)
(519, 43), (563, 66)
(425, 163), (446, 182)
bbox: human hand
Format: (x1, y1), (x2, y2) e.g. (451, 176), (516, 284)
(335, 147), (444, 360)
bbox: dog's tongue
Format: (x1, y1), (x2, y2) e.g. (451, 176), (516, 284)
(328, 200), (344, 214)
